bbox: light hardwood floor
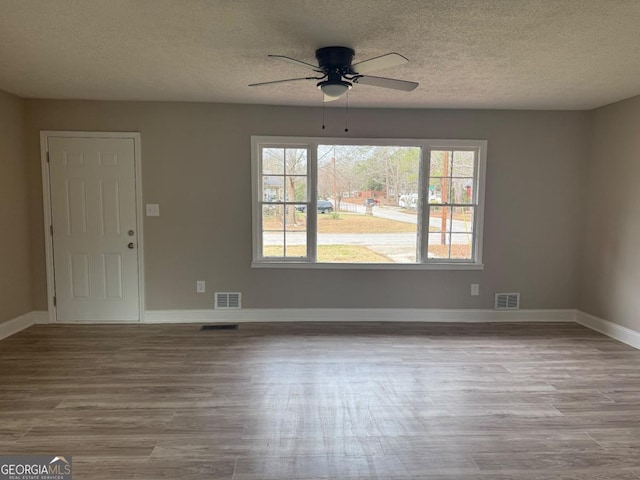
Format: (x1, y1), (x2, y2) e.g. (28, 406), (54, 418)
(2, 322), (640, 479)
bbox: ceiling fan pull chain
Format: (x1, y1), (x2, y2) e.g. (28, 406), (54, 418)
(322, 99), (326, 130)
(344, 91), (349, 133)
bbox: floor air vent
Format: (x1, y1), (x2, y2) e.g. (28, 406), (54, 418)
(201, 324), (238, 331)
(494, 292), (520, 310)
(215, 292), (241, 310)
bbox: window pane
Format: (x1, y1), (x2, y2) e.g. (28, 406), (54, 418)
(316, 145), (420, 264)
(285, 243), (307, 257)
(450, 233), (473, 259)
(263, 148), (284, 175)
(285, 227), (306, 258)
(284, 206), (306, 231)
(263, 231), (284, 257)
(429, 150), (452, 177)
(262, 204), (284, 231)
(451, 207), (474, 233)
(428, 178), (447, 204)
(263, 176), (284, 202)
(317, 146), (356, 201)
(427, 231), (451, 259)
(285, 149), (307, 175)
(450, 178), (474, 204)
(451, 151), (475, 177)
(316, 211), (417, 263)
(429, 206), (452, 232)
(284, 176), (308, 202)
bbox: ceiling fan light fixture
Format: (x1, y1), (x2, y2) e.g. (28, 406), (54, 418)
(318, 80), (352, 99)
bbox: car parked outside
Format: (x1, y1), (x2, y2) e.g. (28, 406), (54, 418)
(317, 200), (334, 213)
(295, 200), (334, 214)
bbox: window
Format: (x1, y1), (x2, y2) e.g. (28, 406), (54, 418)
(252, 137), (486, 269)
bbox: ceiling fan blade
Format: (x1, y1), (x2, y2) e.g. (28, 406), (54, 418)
(248, 77), (321, 87)
(351, 53), (408, 74)
(353, 75), (418, 92)
(268, 55), (323, 72)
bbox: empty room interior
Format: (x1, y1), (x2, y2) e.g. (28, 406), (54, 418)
(3, 1), (640, 478)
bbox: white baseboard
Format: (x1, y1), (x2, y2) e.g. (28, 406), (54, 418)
(144, 308), (576, 324)
(0, 311), (48, 341)
(576, 310), (640, 350)
(5, 309), (638, 353)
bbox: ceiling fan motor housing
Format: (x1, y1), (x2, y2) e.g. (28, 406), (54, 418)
(315, 46), (355, 73)
(315, 46), (355, 97)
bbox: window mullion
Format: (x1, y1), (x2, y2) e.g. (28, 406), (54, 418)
(418, 145), (429, 263)
(282, 201), (287, 258)
(254, 144), (263, 261)
(308, 144), (317, 262)
(283, 148), (287, 258)
(470, 148), (480, 262)
(257, 202), (264, 260)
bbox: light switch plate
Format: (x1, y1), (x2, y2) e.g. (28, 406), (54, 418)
(146, 204), (160, 217)
(471, 284), (480, 296)
(196, 281), (206, 293)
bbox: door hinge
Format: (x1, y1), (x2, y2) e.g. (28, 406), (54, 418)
(46, 151), (50, 163)
(53, 296), (57, 307)
(50, 225), (53, 236)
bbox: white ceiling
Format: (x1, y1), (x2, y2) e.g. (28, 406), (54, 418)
(1, 0), (639, 110)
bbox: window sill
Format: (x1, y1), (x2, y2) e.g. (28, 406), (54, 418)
(251, 262), (484, 271)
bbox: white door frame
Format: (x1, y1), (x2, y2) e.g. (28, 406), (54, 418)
(40, 131), (145, 323)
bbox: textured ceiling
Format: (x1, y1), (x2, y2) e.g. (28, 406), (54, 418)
(1, 0), (640, 109)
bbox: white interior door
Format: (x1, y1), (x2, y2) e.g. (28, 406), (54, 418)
(48, 136), (140, 322)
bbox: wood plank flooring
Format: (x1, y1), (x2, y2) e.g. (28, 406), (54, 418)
(2, 322), (640, 479)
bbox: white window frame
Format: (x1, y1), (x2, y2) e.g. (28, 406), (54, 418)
(251, 136), (487, 270)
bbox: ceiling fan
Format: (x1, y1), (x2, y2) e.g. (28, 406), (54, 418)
(249, 46), (419, 102)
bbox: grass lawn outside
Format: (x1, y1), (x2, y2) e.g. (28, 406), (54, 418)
(392, 208), (473, 223)
(264, 243), (472, 262)
(318, 213), (417, 233)
(263, 212), (417, 233)
(263, 244), (393, 263)
(264, 212), (471, 234)
(428, 244), (472, 259)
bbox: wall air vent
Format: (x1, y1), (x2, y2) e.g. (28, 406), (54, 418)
(215, 292), (242, 310)
(494, 292), (520, 310)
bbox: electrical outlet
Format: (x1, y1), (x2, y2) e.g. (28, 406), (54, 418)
(146, 204), (160, 216)
(471, 284), (480, 296)
(196, 281), (206, 293)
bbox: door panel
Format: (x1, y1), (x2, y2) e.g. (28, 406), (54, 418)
(48, 137), (140, 322)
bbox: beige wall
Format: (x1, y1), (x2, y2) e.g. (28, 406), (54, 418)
(579, 95), (640, 330)
(24, 100), (588, 311)
(0, 90), (32, 323)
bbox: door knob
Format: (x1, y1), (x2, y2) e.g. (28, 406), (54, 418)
(128, 242), (136, 249)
